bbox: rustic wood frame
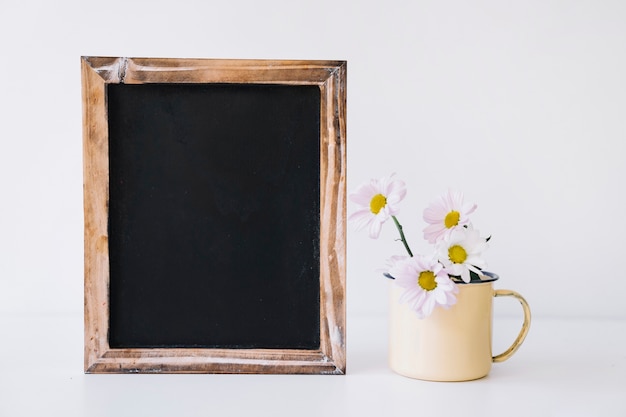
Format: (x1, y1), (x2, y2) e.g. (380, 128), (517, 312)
(82, 57), (346, 374)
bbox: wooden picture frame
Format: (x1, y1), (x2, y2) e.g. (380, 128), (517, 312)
(82, 57), (346, 374)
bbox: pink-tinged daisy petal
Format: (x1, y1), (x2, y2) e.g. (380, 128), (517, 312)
(349, 183), (378, 206)
(408, 291), (427, 313)
(389, 255), (458, 318)
(423, 200), (447, 224)
(444, 289), (458, 305)
(348, 209), (373, 231)
(423, 189), (478, 244)
(447, 190), (464, 208)
(385, 180), (407, 203)
(348, 173), (407, 240)
(379, 255), (409, 277)
(399, 288), (419, 305)
(434, 287), (448, 304)
(422, 296), (436, 317)
(423, 223), (446, 237)
(462, 202), (478, 216)
(368, 218), (384, 239)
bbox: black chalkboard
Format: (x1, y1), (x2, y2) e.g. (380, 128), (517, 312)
(106, 83), (321, 349)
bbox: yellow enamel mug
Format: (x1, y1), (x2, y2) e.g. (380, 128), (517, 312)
(388, 273), (531, 381)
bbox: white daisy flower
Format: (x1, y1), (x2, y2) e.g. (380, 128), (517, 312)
(389, 255), (458, 319)
(349, 173), (407, 239)
(437, 227), (488, 283)
(423, 189), (477, 244)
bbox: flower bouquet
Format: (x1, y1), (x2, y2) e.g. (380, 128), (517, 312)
(350, 174), (531, 381)
(349, 173), (491, 319)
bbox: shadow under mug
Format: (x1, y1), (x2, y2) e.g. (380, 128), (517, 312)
(388, 272), (531, 381)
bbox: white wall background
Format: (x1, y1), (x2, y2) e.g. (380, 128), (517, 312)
(1, 0), (625, 320)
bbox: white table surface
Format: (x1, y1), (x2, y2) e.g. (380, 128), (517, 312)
(1, 312), (624, 417)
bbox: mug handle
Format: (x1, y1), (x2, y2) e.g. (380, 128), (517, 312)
(492, 289), (531, 363)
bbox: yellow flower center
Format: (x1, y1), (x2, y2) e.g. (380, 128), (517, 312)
(448, 245), (468, 264)
(370, 193), (387, 214)
(444, 210), (461, 229)
(418, 270), (437, 291)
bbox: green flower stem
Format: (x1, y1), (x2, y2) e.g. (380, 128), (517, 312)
(392, 215), (413, 257)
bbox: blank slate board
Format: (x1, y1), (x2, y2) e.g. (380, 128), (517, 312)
(82, 57), (346, 374)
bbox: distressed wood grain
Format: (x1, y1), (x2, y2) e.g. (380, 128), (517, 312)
(82, 57), (346, 374)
